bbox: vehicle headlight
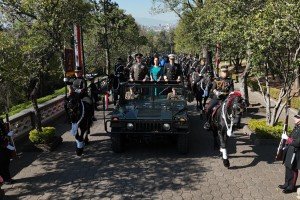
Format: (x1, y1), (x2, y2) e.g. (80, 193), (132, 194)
(127, 123), (134, 130)
(179, 117), (187, 122)
(163, 123), (171, 131)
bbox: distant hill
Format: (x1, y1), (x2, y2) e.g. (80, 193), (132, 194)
(135, 17), (176, 26)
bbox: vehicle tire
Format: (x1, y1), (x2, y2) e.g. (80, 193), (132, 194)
(177, 134), (189, 154)
(111, 129), (124, 153)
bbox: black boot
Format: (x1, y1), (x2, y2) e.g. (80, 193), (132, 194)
(223, 159), (230, 168)
(76, 148), (83, 156)
(278, 184), (288, 189)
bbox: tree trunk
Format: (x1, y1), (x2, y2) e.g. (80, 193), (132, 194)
(240, 58), (251, 106)
(30, 80), (42, 132)
(105, 48), (110, 74)
(295, 67), (300, 90)
(270, 88), (284, 126)
(265, 64), (271, 125)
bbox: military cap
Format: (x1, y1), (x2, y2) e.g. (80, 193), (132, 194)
(294, 110), (300, 118)
(220, 65), (229, 72)
(168, 54), (176, 59)
(135, 53), (143, 58)
(75, 66), (82, 72)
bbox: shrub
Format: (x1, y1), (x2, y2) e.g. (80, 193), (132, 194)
(248, 119), (292, 139)
(247, 79), (260, 91)
(29, 127), (56, 144)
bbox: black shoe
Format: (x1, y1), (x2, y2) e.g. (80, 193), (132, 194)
(282, 188), (296, 194)
(278, 184), (288, 190)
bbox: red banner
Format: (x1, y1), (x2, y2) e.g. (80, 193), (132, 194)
(64, 48), (75, 77)
(74, 24), (84, 72)
(215, 43), (221, 67)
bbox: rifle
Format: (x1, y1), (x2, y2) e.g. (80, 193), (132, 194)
(275, 101), (289, 161)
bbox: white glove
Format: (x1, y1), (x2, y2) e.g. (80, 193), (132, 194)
(75, 89), (82, 93)
(281, 133), (289, 140)
(215, 91), (221, 96)
(7, 131), (14, 137)
(7, 144), (15, 151)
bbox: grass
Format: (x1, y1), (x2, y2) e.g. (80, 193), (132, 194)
(248, 119), (292, 139)
(1, 87), (65, 118)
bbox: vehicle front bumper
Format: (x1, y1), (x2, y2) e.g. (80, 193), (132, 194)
(105, 119), (189, 135)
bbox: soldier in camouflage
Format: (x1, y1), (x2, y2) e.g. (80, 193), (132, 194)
(129, 53), (149, 81)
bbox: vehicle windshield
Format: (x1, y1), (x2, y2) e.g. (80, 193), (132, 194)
(123, 84), (184, 101)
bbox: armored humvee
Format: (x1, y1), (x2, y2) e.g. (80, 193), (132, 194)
(105, 81), (190, 154)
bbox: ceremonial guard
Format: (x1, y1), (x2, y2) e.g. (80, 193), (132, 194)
(0, 118), (15, 184)
(204, 66), (234, 130)
(279, 111), (300, 193)
(163, 54), (182, 82)
(129, 53), (149, 81)
(70, 67), (96, 121)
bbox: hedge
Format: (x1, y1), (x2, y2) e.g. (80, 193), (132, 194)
(247, 79), (300, 110)
(248, 119), (292, 139)
(29, 127), (56, 144)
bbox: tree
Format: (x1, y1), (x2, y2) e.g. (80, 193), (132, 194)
(249, 0), (300, 126)
(86, 0), (143, 74)
(0, 0), (92, 129)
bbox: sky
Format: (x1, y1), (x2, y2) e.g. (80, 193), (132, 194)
(114, 0), (179, 25)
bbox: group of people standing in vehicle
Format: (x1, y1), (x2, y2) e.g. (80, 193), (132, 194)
(125, 53), (182, 82)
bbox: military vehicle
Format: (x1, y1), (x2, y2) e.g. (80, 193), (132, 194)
(104, 81), (190, 154)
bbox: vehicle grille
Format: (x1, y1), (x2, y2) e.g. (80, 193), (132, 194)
(135, 122), (162, 132)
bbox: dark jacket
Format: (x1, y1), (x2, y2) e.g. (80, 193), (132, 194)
(284, 125), (300, 169)
(0, 121), (9, 151)
(164, 63), (182, 81)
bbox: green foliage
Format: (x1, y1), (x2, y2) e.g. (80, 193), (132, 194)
(247, 79), (260, 92)
(248, 119), (292, 139)
(85, 0), (145, 72)
(0, 0), (92, 114)
(29, 127), (56, 144)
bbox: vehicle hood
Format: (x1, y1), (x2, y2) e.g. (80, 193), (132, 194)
(116, 100), (186, 120)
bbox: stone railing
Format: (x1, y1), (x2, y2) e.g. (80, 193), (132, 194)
(7, 95), (65, 140)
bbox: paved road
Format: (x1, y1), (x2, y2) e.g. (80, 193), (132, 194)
(2, 98), (297, 200)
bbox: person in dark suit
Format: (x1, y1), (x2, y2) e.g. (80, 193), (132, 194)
(279, 110), (300, 193)
(0, 118), (15, 184)
(163, 54), (182, 82)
